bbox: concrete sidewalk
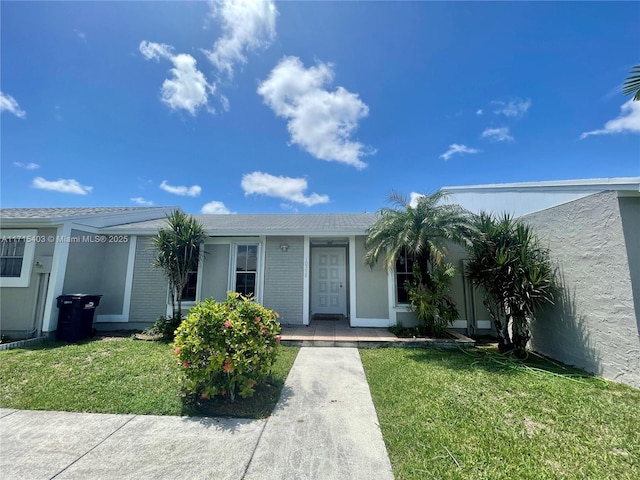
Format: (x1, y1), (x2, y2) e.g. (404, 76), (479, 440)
(0, 347), (393, 480)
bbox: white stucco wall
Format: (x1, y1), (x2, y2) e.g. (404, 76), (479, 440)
(524, 191), (640, 389)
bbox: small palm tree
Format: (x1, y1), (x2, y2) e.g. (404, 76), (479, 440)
(623, 63), (640, 101)
(153, 210), (206, 322)
(465, 212), (555, 353)
(364, 191), (474, 334)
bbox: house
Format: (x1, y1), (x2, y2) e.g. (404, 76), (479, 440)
(1, 176), (638, 388)
(444, 177), (640, 389)
(0, 208), (481, 339)
(0, 207), (176, 339)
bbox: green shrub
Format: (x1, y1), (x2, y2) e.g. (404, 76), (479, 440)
(173, 293), (281, 402)
(406, 262), (459, 336)
(144, 315), (182, 341)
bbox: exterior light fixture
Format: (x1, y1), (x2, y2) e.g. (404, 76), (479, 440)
(280, 244), (289, 252)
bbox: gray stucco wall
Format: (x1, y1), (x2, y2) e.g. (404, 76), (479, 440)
(524, 191), (640, 389)
(62, 230), (103, 295)
(263, 236), (304, 325)
(128, 236), (167, 324)
(355, 236), (388, 319)
(0, 227), (56, 336)
(62, 230), (129, 316)
(200, 243), (230, 302)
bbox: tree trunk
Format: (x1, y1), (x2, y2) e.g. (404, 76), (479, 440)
(484, 299), (512, 353)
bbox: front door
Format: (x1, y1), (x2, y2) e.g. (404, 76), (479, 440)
(311, 247), (347, 317)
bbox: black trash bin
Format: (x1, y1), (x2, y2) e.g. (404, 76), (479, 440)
(56, 294), (103, 342)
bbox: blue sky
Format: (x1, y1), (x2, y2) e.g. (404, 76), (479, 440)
(2, 1), (639, 214)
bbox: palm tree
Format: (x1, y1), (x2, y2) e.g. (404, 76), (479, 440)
(465, 212), (555, 354)
(623, 63), (640, 101)
(364, 191), (474, 333)
(153, 210), (206, 322)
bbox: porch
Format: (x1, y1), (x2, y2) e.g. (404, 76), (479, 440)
(280, 318), (476, 348)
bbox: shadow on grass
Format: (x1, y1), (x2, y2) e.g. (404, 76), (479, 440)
(402, 345), (603, 383)
(180, 378), (293, 420)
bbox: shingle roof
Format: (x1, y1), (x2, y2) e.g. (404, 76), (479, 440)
(104, 213), (379, 235)
(0, 207), (160, 219)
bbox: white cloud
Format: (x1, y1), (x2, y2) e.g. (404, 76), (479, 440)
(205, 0), (277, 78)
(139, 41), (215, 115)
(159, 180), (202, 197)
(439, 144), (480, 161)
(580, 99), (640, 139)
(492, 98), (531, 117)
(74, 29), (87, 44)
(201, 200), (233, 214)
(131, 197), (154, 206)
(241, 171), (329, 206)
(32, 177), (92, 195)
(258, 56), (373, 169)
(481, 127), (514, 142)
(476, 109), (483, 116)
(0, 92), (26, 118)
(14, 162), (40, 170)
(409, 192), (424, 208)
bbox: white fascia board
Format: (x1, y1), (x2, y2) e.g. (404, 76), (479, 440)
(442, 177), (640, 193)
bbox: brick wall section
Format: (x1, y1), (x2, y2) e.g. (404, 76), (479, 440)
(263, 236), (304, 325)
(524, 191), (640, 389)
(128, 236), (167, 324)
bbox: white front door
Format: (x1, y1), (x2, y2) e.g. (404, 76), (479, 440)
(311, 247), (347, 316)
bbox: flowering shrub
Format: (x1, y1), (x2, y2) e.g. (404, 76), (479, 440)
(173, 293), (281, 402)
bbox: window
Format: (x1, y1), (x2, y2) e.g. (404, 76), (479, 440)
(1, 239), (25, 278)
(181, 271), (197, 302)
(395, 247), (414, 304)
(0, 230), (36, 287)
(235, 245), (258, 297)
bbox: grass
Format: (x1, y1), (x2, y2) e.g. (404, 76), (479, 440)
(360, 347), (640, 480)
(0, 337), (298, 418)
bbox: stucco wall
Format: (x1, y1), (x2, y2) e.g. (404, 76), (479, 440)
(524, 191), (640, 389)
(200, 243), (230, 302)
(128, 236), (167, 324)
(63, 230), (103, 294)
(263, 236), (304, 325)
(0, 227), (56, 335)
(62, 230), (129, 316)
(355, 236), (388, 320)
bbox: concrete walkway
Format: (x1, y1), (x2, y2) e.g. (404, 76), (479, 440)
(0, 347), (393, 480)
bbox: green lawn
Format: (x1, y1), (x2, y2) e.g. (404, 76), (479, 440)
(361, 347), (640, 480)
(0, 337), (298, 418)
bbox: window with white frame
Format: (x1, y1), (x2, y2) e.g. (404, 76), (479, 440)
(234, 244), (258, 297)
(395, 247), (415, 304)
(0, 230), (37, 287)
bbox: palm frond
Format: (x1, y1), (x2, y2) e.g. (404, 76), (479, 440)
(622, 63), (640, 101)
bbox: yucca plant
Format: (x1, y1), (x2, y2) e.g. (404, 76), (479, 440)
(153, 210), (206, 325)
(623, 63), (640, 101)
(465, 212), (555, 354)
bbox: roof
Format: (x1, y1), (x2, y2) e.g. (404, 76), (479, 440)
(0, 207), (159, 219)
(104, 213), (378, 236)
(442, 177), (640, 193)
(440, 177), (640, 217)
(0, 206), (178, 228)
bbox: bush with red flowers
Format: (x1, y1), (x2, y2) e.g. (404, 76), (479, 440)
(173, 292), (281, 401)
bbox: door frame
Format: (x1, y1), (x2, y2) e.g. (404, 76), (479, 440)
(303, 236), (355, 326)
(309, 245), (348, 318)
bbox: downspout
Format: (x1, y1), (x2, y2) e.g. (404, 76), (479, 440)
(26, 273), (42, 340)
(28, 272), (50, 339)
(36, 273), (50, 337)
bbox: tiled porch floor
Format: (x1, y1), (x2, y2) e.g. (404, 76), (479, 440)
(280, 319), (476, 348)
